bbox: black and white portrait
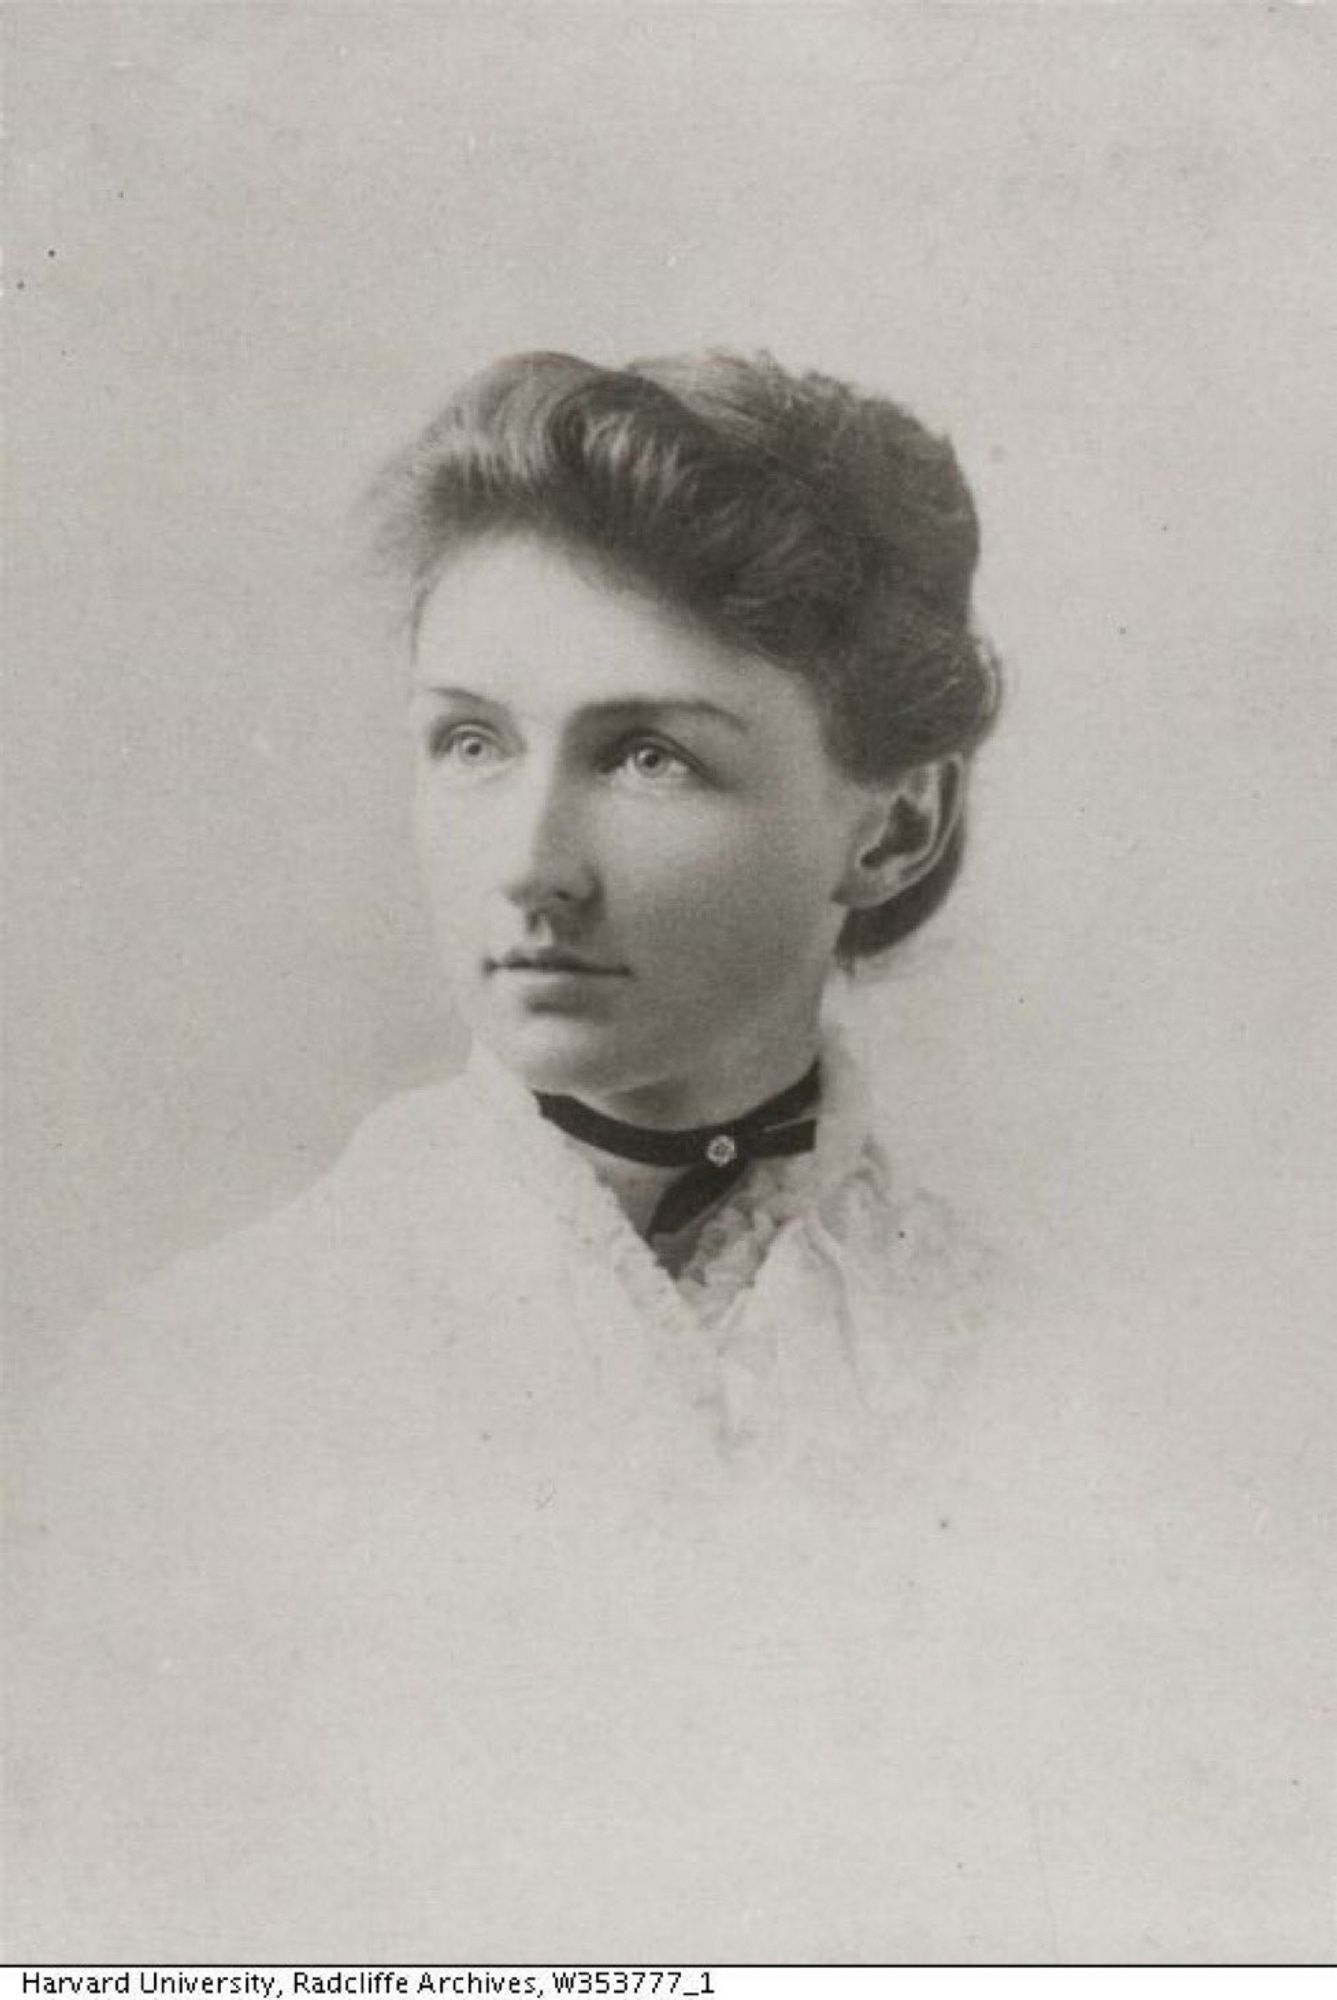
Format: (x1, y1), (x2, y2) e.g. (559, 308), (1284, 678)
(5, 2), (1334, 1968)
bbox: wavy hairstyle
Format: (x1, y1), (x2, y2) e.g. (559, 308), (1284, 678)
(370, 349), (1000, 962)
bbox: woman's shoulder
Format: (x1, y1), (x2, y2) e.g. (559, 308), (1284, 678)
(13, 1076), (491, 1567)
(126, 1070), (476, 1302)
(27, 1077), (480, 1428)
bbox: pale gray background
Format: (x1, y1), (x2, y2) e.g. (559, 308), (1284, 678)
(5, 0), (1335, 1367)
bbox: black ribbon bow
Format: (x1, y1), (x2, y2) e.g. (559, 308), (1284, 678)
(536, 1060), (821, 1238)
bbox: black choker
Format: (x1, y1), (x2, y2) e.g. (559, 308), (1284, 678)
(535, 1061), (821, 1238)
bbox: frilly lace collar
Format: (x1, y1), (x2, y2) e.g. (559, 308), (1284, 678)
(458, 1023), (881, 1341)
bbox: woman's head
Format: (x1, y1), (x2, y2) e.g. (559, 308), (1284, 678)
(373, 350), (999, 1118)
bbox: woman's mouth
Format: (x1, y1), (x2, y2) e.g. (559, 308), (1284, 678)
(487, 949), (629, 977)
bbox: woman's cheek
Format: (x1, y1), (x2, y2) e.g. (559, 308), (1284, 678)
(614, 816), (756, 925)
(632, 847), (790, 975)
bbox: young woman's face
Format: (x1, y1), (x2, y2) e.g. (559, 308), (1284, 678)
(411, 535), (877, 1123)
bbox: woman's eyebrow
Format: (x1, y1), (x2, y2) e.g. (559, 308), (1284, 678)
(410, 683), (503, 706)
(411, 688), (750, 733)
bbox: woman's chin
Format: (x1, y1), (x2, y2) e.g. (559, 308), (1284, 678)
(470, 1011), (645, 1100)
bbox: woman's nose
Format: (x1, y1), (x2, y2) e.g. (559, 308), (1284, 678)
(498, 768), (598, 914)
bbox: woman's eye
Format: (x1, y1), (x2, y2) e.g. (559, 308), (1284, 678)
(427, 723), (506, 769)
(615, 739), (695, 785)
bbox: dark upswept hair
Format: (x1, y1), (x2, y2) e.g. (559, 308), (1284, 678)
(371, 349), (1000, 962)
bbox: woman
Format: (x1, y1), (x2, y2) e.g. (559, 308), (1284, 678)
(23, 350), (1287, 1966)
(372, 347), (1001, 1454)
(13, 350), (1011, 1960)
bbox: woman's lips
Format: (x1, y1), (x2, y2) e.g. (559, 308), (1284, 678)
(487, 950), (629, 976)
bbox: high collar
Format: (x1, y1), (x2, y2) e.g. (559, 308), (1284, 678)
(461, 1023), (876, 1252)
(534, 1061), (821, 1240)
(457, 1024), (886, 1409)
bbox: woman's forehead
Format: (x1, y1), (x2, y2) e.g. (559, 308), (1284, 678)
(412, 534), (799, 728)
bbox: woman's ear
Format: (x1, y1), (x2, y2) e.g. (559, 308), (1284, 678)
(835, 757), (966, 910)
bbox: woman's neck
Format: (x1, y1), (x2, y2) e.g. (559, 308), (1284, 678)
(545, 1024), (825, 1247)
(566, 1019), (823, 1131)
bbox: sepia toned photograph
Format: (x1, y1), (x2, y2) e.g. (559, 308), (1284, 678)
(4, 0), (1334, 1968)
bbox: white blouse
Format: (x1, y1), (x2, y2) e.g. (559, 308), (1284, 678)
(9, 1027), (1330, 1963)
(451, 1024), (990, 1475)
